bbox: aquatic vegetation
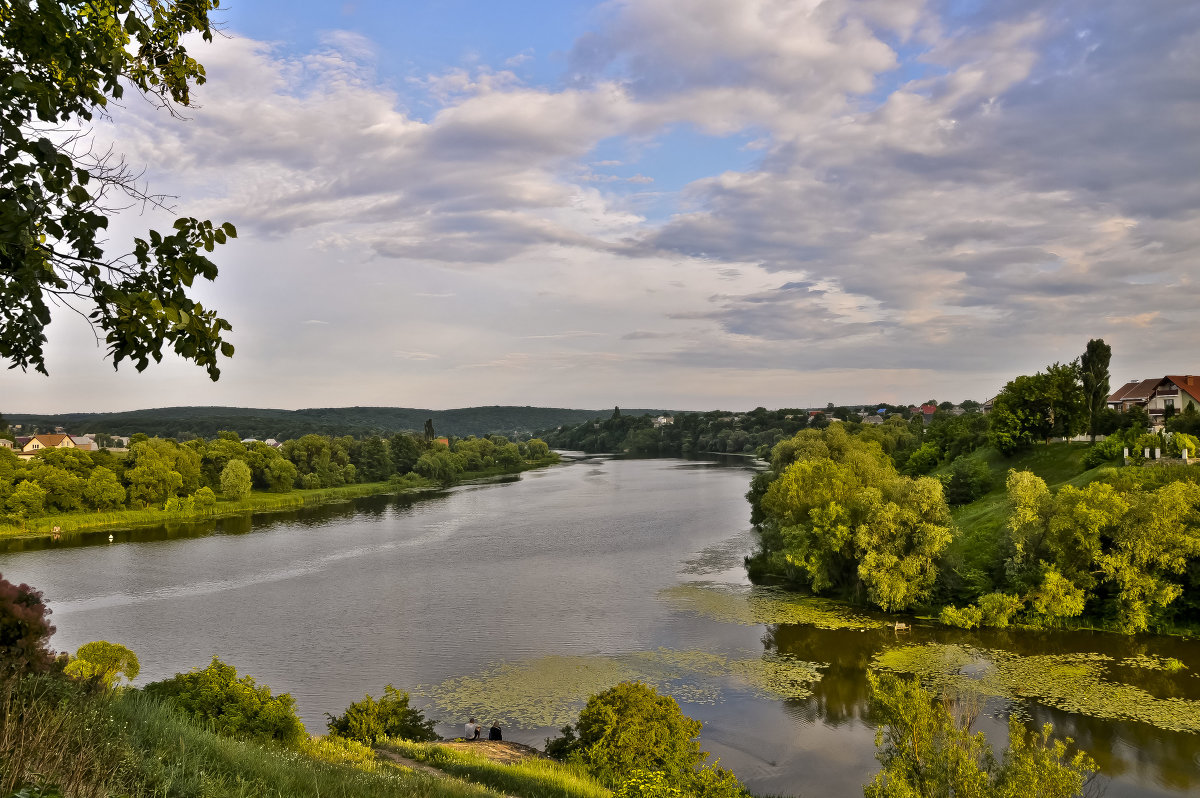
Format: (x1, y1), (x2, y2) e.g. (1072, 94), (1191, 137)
(418, 649), (826, 728)
(679, 533), (756, 575)
(1121, 654), (1186, 672)
(872, 643), (1200, 734)
(660, 582), (885, 630)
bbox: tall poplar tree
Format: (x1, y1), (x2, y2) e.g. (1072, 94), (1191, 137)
(1080, 338), (1112, 444)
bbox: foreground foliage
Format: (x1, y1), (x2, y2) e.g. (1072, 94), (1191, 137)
(1, 0), (236, 378)
(546, 682), (746, 798)
(143, 656), (307, 746)
(865, 674), (1097, 798)
(327, 684), (439, 743)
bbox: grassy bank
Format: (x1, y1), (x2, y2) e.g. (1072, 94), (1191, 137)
(381, 740), (610, 798)
(2, 676), (505, 798)
(0, 456), (561, 543)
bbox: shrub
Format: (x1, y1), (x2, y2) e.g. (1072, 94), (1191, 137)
(945, 457), (991, 504)
(325, 684), (437, 743)
(565, 681), (705, 788)
(193, 486), (216, 511)
(939, 604), (983, 629)
(0, 576), (56, 676)
(142, 656), (305, 745)
(616, 770), (684, 798)
(63, 641), (140, 689)
(977, 593), (1023, 628)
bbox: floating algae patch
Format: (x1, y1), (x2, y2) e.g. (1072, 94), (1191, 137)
(661, 581), (885, 630)
(417, 656), (639, 728)
(1121, 654), (1187, 672)
(872, 643), (1200, 734)
(418, 649), (827, 729)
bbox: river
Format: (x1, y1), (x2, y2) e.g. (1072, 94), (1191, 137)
(1, 455), (1197, 797)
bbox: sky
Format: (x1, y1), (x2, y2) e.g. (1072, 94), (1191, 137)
(5, 0), (1200, 414)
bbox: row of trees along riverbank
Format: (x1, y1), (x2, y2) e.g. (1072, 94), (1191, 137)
(0, 431), (556, 539)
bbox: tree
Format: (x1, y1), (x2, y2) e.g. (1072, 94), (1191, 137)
(83, 466), (125, 510)
(5, 479), (46, 526)
(0, 575), (56, 675)
(1080, 339), (1111, 444)
(1, 0), (236, 378)
(64, 640), (139, 688)
(423, 418), (436, 443)
(219, 459), (252, 500)
(124, 442), (182, 507)
(759, 427), (953, 610)
(325, 684), (438, 743)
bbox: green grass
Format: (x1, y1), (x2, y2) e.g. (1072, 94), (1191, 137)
(2, 675), (506, 798)
(380, 740), (611, 798)
(942, 443), (1108, 576)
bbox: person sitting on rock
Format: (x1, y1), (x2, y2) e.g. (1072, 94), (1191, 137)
(465, 717), (480, 740)
(488, 721), (502, 741)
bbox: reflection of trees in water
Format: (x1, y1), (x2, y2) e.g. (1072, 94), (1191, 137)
(763, 624), (885, 726)
(764, 620), (1200, 793)
(1023, 702), (1200, 792)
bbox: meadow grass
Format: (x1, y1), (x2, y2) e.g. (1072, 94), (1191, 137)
(2, 676), (505, 798)
(380, 740), (611, 798)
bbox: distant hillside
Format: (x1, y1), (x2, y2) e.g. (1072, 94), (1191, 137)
(3, 405), (670, 441)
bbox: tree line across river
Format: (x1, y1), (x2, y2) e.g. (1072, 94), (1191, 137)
(0, 429), (554, 529)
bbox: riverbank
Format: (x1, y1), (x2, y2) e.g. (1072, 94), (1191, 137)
(0, 456), (561, 543)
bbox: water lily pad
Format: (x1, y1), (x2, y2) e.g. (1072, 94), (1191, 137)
(417, 648), (827, 729)
(661, 582), (885, 630)
(872, 643), (1200, 734)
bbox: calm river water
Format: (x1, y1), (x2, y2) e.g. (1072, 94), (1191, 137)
(1, 455), (1197, 797)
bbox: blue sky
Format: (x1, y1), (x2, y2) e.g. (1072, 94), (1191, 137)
(5, 0), (1200, 413)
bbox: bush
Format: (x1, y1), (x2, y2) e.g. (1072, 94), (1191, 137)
(562, 682), (705, 788)
(325, 684), (437, 743)
(945, 457), (991, 504)
(938, 604), (983, 629)
(977, 593), (1023, 628)
(0, 576), (56, 676)
(143, 656), (305, 746)
(63, 641), (140, 688)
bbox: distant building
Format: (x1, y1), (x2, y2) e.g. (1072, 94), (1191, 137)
(16, 433), (80, 457)
(652, 415), (674, 428)
(861, 415), (883, 426)
(0, 439), (12, 449)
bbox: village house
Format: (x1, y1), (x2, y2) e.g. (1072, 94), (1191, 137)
(1108, 375), (1200, 425)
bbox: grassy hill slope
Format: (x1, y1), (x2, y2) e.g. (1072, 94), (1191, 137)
(940, 442), (1110, 588)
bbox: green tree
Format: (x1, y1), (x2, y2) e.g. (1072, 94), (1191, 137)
(325, 685), (438, 743)
(0, 0), (236, 377)
(63, 640), (139, 688)
(219, 458), (252, 500)
(414, 450), (464, 485)
(83, 466), (125, 510)
(124, 442), (182, 507)
(5, 479), (46, 525)
(1080, 339), (1111, 445)
(759, 427), (953, 610)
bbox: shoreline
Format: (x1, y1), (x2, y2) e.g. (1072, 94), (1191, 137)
(0, 457), (561, 545)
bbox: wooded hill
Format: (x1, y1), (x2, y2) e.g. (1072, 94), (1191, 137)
(5, 406), (671, 441)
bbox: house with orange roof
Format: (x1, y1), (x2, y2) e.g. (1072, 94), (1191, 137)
(16, 433), (80, 458)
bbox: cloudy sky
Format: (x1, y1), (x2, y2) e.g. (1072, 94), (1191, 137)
(6, 0), (1200, 413)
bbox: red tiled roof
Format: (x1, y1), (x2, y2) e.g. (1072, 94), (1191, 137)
(1108, 379), (1160, 403)
(1164, 376), (1200, 404)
